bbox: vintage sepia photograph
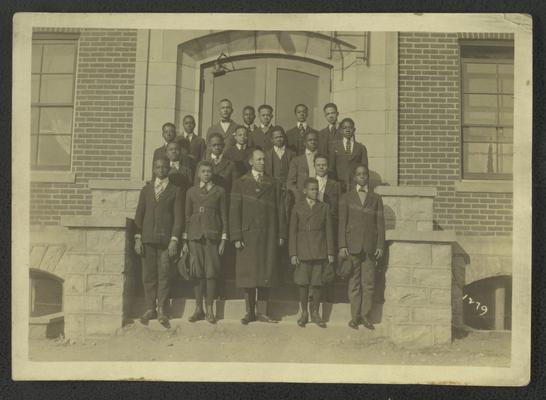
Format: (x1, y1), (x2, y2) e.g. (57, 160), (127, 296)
(11, 13), (532, 384)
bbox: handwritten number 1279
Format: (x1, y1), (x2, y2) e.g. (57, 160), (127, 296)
(463, 294), (488, 316)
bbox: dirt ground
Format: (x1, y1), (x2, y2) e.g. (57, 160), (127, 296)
(29, 320), (511, 366)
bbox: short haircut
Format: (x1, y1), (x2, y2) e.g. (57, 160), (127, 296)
(218, 98), (232, 106)
(303, 177), (319, 189)
(197, 160), (214, 172)
(166, 140), (181, 149)
(242, 105), (255, 113)
(294, 104), (308, 113)
(234, 125), (248, 133)
(208, 132), (225, 143)
(323, 103), (338, 112)
(162, 122), (176, 131)
(154, 156), (170, 166)
(304, 130), (318, 140)
(182, 115), (195, 122)
(258, 104), (273, 113)
(314, 153), (328, 164)
(340, 117), (355, 128)
(271, 125), (286, 136)
(352, 163), (369, 177)
(250, 148), (265, 160)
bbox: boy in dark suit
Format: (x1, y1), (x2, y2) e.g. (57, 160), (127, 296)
(314, 154), (341, 225)
(253, 104), (275, 151)
(289, 178), (334, 328)
(318, 103), (342, 157)
(200, 133), (236, 195)
(179, 115), (206, 172)
(242, 105), (258, 140)
(287, 131), (319, 203)
(286, 104), (318, 155)
(329, 118), (368, 193)
(206, 98), (238, 147)
(134, 157), (184, 329)
(230, 149), (287, 324)
(338, 164), (385, 330)
(152, 123), (191, 178)
(224, 125), (253, 179)
(182, 161), (228, 324)
(166, 141), (193, 192)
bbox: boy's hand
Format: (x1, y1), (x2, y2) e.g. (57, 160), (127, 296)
(374, 249), (384, 260)
(328, 255), (335, 264)
(235, 241), (245, 249)
(181, 242), (189, 256)
(218, 240), (226, 256)
(291, 256), (300, 266)
(168, 239), (178, 258)
(134, 238), (143, 256)
(279, 238), (285, 247)
(338, 248), (349, 258)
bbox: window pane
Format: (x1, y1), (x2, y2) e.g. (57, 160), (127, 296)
(39, 107), (73, 135)
(499, 127), (513, 143)
(464, 142), (496, 175)
(499, 143), (513, 174)
(462, 126), (497, 142)
(498, 64), (514, 94)
(31, 135), (38, 166)
(31, 75), (40, 103)
(40, 74), (74, 103)
(499, 95), (514, 126)
(37, 135), (71, 168)
(276, 68), (318, 130)
(32, 44), (43, 73)
(463, 94), (498, 125)
(42, 44), (76, 73)
(31, 107), (39, 134)
(463, 63), (498, 93)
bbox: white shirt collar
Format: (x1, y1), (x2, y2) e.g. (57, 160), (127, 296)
(356, 184), (368, 192)
(185, 132), (194, 140)
(297, 122), (307, 130)
(154, 177), (169, 187)
(305, 149), (317, 157)
(306, 197), (316, 207)
(220, 120), (231, 131)
(329, 122), (338, 130)
(260, 123), (270, 130)
(251, 169), (263, 180)
(236, 143), (247, 150)
(316, 174), (327, 183)
(199, 181), (214, 190)
(210, 153), (222, 161)
(343, 136), (355, 144)
(244, 124), (254, 131)
(274, 145), (285, 155)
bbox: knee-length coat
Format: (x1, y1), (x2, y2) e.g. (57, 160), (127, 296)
(229, 172), (287, 288)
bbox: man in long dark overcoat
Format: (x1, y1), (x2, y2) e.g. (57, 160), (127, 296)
(230, 148), (287, 324)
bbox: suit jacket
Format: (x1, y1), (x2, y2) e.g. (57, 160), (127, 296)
(338, 189), (385, 254)
(152, 144), (191, 179)
(286, 153), (316, 201)
(230, 172), (287, 288)
(206, 120), (238, 146)
(179, 134), (207, 170)
(264, 146), (296, 184)
(289, 200), (334, 261)
(250, 125), (274, 151)
(184, 184), (228, 241)
(329, 139), (368, 190)
(224, 145), (254, 179)
(134, 182), (184, 246)
(286, 125), (318, 155)
(321, 177), (341, 223)
(195, 154), (236, 194)
(167, 163), (193, 193)
(318, 125), (342, 156)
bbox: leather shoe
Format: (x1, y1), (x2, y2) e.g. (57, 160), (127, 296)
(139, 309), (156, 326)
(241, 313), (256, 325)
(158, 313), (171, 329)
(348, 319), (359, 330)
(297, 312), (309, 328)
(360, 316), (375, 330)
(205, 305), (216, 324)
(188, 309), (205, 323)
(257, 314), (278, 323)
(311, 312), (326, 328)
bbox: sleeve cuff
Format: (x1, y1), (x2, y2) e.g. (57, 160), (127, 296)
(182, 233), (188, 240)
(221, 233), (228, 240)
(134, 234), (142, 240)
(170, 236), (179, 242)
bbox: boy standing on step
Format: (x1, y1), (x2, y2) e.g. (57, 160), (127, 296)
(289, 177), (334, 328)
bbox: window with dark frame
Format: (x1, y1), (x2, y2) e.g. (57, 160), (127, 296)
(460, 41), (514, 180)
(31, 34), (78, 170)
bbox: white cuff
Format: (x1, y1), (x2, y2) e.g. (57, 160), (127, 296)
(221, 233), (228, 240)
(170, 236), (179, 242)
(182, 233), (188, 240)
(134, 234), (142, 240)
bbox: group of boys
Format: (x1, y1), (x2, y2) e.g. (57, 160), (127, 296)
(134, 98), (385, 331)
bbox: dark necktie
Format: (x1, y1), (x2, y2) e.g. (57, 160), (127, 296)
(201, 186), (208, 195)
(345, 139), (351, 154)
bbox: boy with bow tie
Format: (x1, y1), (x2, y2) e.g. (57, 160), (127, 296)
(206, 98), (238, 150)
(134, 157), (185, 329)
(338, 164), (385, 330)
(252, 104), (275, 151)
(182, 160), (228, 324)
(289, 177), (334, 328)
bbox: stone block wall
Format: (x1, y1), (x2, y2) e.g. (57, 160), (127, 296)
(384, 240), (453, 347)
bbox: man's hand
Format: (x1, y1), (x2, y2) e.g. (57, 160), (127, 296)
(291, 256), (300, 265)
(218, 240), (226, 255)
(338, 247), (349, 258)
(328, 255), (335, 264)
(168, 239), (178, 258)
(134, 238), (143, 256)
(374, 248), (384, 260)
(235, 241), (245, 249)
(279, 238), (285, 247)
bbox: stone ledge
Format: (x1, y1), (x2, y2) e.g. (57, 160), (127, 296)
(88, 179), (146, 190)
(386, 229), (456, 243)
(454, 180), (512, 193)
(375, 185), (437, 197)
(61, 215), (129, 228)
(31, 170), (76, 183)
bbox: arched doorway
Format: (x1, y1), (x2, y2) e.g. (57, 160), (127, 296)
(200, 55), (331, 132)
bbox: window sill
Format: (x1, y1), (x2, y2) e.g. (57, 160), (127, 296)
(31, 171), (76, 183)
(454, 180), (512, 193)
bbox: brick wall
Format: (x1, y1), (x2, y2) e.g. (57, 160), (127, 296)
(30, 29), (137, 225)
(398, 32), (513, 236)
